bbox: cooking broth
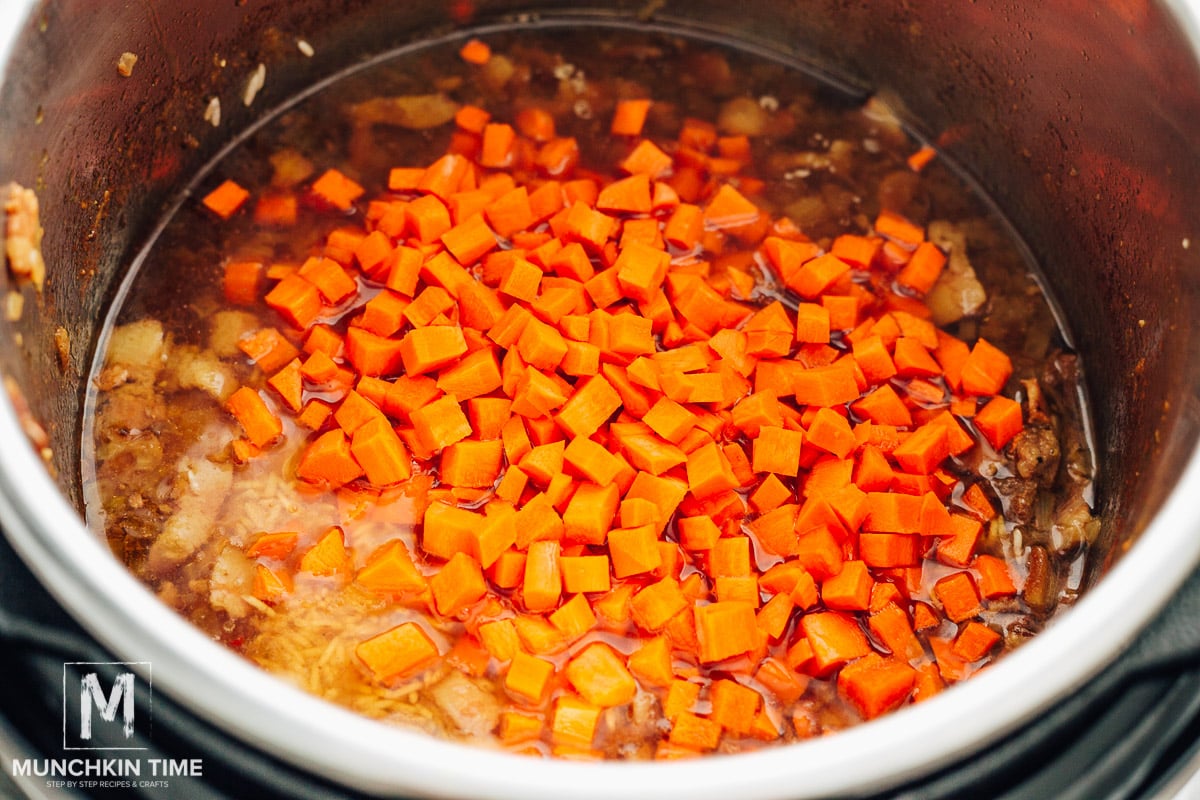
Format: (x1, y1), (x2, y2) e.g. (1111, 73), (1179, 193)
(82, 25), (1097, 757)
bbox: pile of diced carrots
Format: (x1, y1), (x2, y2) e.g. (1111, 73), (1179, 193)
(209, 47), (1025, 757)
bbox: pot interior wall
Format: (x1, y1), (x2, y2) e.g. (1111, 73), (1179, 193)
(1, 0), (1198, 579)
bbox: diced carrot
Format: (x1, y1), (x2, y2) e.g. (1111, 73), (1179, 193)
(703, 183), (760, 230)
(933, 571), (982, 622)
(800, 611), (872, 675)
(298, 526), (350, 576)
(607, 524), (662, 578)
(558, 479), (616, 544)
(837, 653), (917, 720)
(822, 560), (874, 611)
(311, 168), (364, 211)
(251, 562), (292, 604)
(455, 104), (491, 134)
(960, 338), (1013, 396)
(223, 260), (264, 306)
(913, 661), (945, 703)
(668, 711), (722, 751)
(357, 621), (440, 683)
(514, 105), (556, 142)
(476, 122), (515, 169)
(752, 425), (804, 477)
(754, 659), (808, 708)
(974, 395), (1023, 450)
(960, 482), (997, 522)
(506, 650), (556, 702)
(952, 620), (1001, 662)
(929, 635), (971, 682)
(394, 325), (468, 377)
(523, 540), (563, 612)
(806, 407), (857, 459)
(709, 679), (761, 736)
(627, 635), (674, 688)
(239, 329), (301, 377)
(973, 553), (1018, 599)
(620, 139), (673, 177)
(482, 186), (534, 239)
(630, 577), (690, 632)
(874, 210), (924, 247)
(550, 696), (601, 749)
(430, 551), (488, 616)
(356, 539), (427, 595)
(489, 549), (527, 590)
(869, 602), (924, 661)
(409, 394), (473, 452)
(695, 601), (758, 663)
(458, 38), (491, 65)
(518, 440), (566, 487)
(203, 179), (251, 219)
(935, 512), (982, 567)
(341, 327), (405, 378)
(794, 523), (844, 580)
(225, 387), (282, 448)
(509, 492), (563, 548)
(611, 98), (653, 137)
(349, 416), (412, 487)
(897, 241), (946, 294)
(907, 144), (937, 172)
(756, 591), (794, 639)
(441, 214), (499, 265)
(892, 336), (941, 379)
(265, 274), (323, 330)
(791, 253), (851, 299)
(792, 361), (861, 408)
(685, 441), (738, 501)
(250, 354), (294, 415)
(662, 680), (701, 723)
(536, 136), (581, 178)
(298, 257), (357, 305)
(565, 642), (637, 707)
(597, 173), (653, 215)
(477, 619), (520, 663)
(862, 492), (924, 534)
(440, 439), (504, 489)
(559, 554), (611, 594)
(613, 241), (669, 303)
(892, 423), (950, 475)
(858, 533), (920, 568)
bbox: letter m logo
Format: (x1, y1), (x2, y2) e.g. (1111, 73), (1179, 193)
(63, 662), (151, 750)
(81, 672), (134, 739)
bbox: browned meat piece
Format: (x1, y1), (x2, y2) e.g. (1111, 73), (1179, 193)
(96, 381), (167, 436)
(146, 456), (233, 573)
(993, 477), (1038, 525)
(1011, 424), (1061, 486)
(1022, 545), (1060, 615)
(428, 671), (500, 739)
(926, 220), (987, 325)
(1052, 492), (1101, 554)
(347, 94), (460, 129)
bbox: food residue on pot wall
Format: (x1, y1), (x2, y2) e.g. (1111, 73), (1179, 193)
(4, 182), (45, 291)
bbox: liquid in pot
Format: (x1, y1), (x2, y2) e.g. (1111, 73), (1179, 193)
(82, 27), (1098, 758)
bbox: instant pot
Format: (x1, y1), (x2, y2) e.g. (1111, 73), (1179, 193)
(2, 1), (1200, 798)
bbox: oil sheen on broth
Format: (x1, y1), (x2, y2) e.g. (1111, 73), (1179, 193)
(83, 28), (1098, 758)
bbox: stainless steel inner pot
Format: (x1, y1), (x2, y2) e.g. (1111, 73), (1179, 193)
(1, 1), (1199, 797)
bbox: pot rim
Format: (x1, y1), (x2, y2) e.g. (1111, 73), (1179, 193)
(2, 2), (1200, 797)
